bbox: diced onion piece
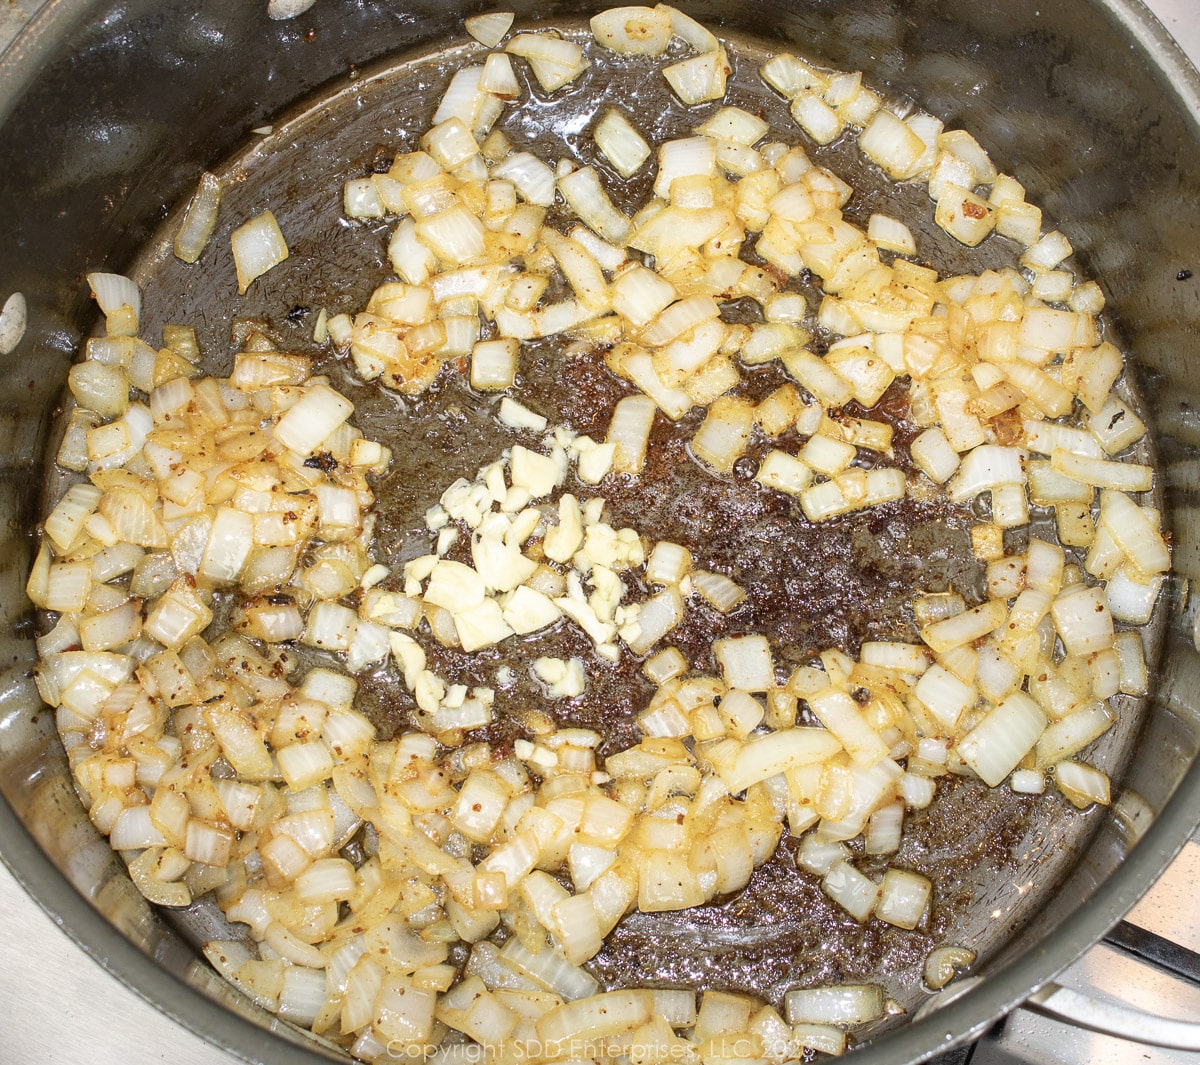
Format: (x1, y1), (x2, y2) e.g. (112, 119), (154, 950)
(200, 506), (254, 584)
(663, 48), (730, 107)
(471, 338), (519, 390)
(621, 587), (684, 655)
(465, 11), (514, 48)
(268, 0), (317, 18)
(859, 110), (928, 179)
(595, 109), (652, 178)
(1035, 703), (1113, 768)
(874, 868), (931, 929)
(760, 53), (827, 99)
(957, 692), (1047, 787)
(1051, 449), (1152, 492)
(128, 848), (191, 908)
(935, 184), (995, 246)
(498, 938), (599, 1001)
(691, 395), (754, 473)
(1098, 490), (1169, 576)
(786, 983), (883, 1026)
(947, 445), (1026, 502)
(698, 106), (768, 147)
(923, 945), (976, 990)
(792, 1024), (847, 1056)
(0, 291), (27, 354)
(552, 893), (604, 965)
(231, 211), (289, 295)
(343, 178), (385, 219)
(790, 91), (843, 145)
(174, 172), (221, 263)
(111, 805), (168, 850)
(723, 728), (842, 794)
(691, 570), (745, 613)
(295, 857), (358, 904)
(607, 394), (656, 473)
(1054, 760), (1111, 808)
(867, 212), (916, 255)
(920, 599), (1007, 654)
(659, 3), (719, 52)
(1051, 585), (1113, 656)
(644, 541), (692, 585)
(913, 664), (976, 729)
(184, 819), (234, 867)
(806, 687), (888, 766)
(87, 272), (141, 324)
(480, 52), (520, 100)
(44, 483), (103, 553)
(416, 204), (486, 264)
(274, 383), (353, 455)
(528, 56), (589, 93)
(796, 836), (850, 876)
(714, 634), (773, 691)
(537, 989), (652, 1045)
(864, 801), (904, 855)
(558, 167), (631, 245)
(591, 6), (672, 55)
(505, 32), (584, 69)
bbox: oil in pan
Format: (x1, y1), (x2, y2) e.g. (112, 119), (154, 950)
(36, 12), (1167, 1056)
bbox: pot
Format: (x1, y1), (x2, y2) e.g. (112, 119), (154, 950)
(1, 1), (1199, 1062)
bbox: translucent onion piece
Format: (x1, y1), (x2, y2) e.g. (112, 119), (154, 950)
(465, 12), (515, 48)
(87, 271), (141, 324)
(923, 945), (976, 990)
(785, 983), (884, 1026)
(267, 0), (318, 19)
(590, 7), (672, 56)
(231, 210), (289, 294)
(0, 291), (26, 354)
(174, 172), (222, 263)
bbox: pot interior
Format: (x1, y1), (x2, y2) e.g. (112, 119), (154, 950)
(1, 2), (1199, 1064)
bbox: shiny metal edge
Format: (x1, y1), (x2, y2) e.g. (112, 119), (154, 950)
(0, 0), (1197, 1063)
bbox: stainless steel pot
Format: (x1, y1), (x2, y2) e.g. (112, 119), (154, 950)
(1, 1), (1199, 1062)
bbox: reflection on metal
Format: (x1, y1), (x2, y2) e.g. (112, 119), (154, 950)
(1026, 984), (1200, 1051)
(914, 976), (986, 1022)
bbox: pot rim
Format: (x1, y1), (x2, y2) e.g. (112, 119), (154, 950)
(0, 1), (1199, 1063)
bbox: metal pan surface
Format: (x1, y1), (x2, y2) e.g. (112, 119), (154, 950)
(1, 2), (1199, 1063)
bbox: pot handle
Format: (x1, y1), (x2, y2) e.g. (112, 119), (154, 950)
(1024, 982), (1200, 1051)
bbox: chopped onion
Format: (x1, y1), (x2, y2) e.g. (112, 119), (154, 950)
(231, 210), (289, 295)
(174, 172), (221, 263)
(874, 868), (931, 929)
(786, 983), (883, 1026)
(87, 271), (141, 324)
(465, 11), (514, 48)
(0, 291), (27, 354)
(591, 7), (672, 55)
(1054, 760), (1111, 808)
(663, 48), (730, 107)
(34, 12), (1166, 1060)
(957, 692), (1047, 787)
(606, 394), (656, 473)
(267, 0), (317, 19)
(923, 945), (976, 990)
(595, 109), (652, 178)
